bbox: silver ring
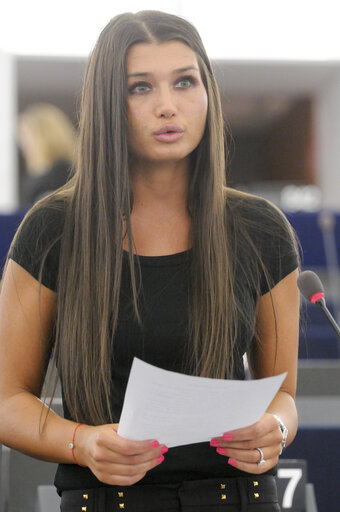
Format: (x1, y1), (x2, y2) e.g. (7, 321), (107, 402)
(255, 447), (266, 466)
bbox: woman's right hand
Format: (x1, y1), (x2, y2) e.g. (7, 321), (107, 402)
(76, 423), (168, 486)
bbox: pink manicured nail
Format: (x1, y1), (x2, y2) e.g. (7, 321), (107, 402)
(228, 458), (237, 467)
(210, 439), (221, 447)
(216, 447), (227, 455)
(160, 446), (169, 454)
(151, 441), (160, 448)
(222, 433), (233, 441)
(157, 455), (164, 464)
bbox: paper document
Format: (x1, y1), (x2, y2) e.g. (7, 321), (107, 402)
(118, 358), (286, 447)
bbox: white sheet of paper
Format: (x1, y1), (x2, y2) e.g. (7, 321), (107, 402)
(118, 358), (286, 447)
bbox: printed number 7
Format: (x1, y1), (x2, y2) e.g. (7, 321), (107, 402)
(278, 468), (303, 508)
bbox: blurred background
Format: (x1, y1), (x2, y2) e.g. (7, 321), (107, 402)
(1, 1), (340, 511)
(1, 0), (340, 212)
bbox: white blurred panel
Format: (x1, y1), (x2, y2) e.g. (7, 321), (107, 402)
(315, 69), (340, 211)
(182, 0), (340, 60)
(0, 50), (17, 212)
(1, 0), (340, 59)
(0, 0), (181, 57)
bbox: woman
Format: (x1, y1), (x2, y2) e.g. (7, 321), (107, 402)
(17, 103), (76, 205)
(0, 10), (299, 512)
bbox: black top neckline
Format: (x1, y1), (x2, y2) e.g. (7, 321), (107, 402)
(122, 248), (192, 267)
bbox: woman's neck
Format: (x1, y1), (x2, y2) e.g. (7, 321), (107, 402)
(124, 159), (192, 255)
(130, 159), (189, 217)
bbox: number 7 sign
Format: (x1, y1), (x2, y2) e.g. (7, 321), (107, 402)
(277, 459), (308, 511)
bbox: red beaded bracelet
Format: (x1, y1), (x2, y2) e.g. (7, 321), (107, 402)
(69, 423), (86, 467)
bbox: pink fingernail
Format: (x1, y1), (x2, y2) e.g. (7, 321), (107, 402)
(160, 446), (168, 454)
(157, 455), (164, 464)
(151, 441), (160, 448)
(216, 447), (227, 455)
(222, 433), (233, 441)
(210, 439), (221, 447)
(228, 458), (237, 467)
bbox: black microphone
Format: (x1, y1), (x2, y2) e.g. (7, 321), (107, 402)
(297, 270), (340, 339)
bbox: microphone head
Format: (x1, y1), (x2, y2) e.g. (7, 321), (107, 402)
(297, 270), (325, 304)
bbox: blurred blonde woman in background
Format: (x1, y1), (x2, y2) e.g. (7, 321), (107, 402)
(17, 103), (76, 205)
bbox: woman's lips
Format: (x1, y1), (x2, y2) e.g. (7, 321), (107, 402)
(153, 131), (184, 143)
(153, 124), (184, 143)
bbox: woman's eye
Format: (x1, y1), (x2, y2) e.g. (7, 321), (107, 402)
(175, 76), (196, 89)
(129, 82), (151, 94)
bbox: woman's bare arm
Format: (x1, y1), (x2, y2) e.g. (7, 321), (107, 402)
(0, 259), (166, 484)
(0, 259), (77, 462)
(249, 267), (300, 446)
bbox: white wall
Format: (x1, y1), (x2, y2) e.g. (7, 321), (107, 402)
(315, 71), (340, 211)
(0, 49), (17, 212)
(1, 0), (340, 60)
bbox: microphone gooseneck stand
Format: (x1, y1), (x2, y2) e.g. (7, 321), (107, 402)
(298, 269), (340, 340)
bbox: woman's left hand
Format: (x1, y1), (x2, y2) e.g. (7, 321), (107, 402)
(210, 412), (283, 474)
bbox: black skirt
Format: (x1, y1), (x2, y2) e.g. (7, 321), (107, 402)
(60, 475), (280, 512)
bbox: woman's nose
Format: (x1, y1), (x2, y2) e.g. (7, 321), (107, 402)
(154, 87), (178, 118)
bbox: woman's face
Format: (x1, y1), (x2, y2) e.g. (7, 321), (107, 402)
(126, 41), (208, 167)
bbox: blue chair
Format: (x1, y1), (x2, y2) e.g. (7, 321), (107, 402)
(299, 301), (340, 359)
(0, 210), (26, 272)
(282, 426), (340, 512)
(285, 211), (340, 269)
(286, 211), (340, 359)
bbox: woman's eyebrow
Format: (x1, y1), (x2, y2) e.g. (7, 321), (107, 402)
(127, 66), (199, 78)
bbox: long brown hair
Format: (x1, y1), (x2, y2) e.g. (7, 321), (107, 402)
(8, 11), (298, 425)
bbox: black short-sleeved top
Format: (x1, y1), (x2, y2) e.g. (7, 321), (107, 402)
(8, 193), (299, 494)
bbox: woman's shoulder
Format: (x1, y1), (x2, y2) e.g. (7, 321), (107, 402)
(225, 187), (283, 217)
(8, 195), (68, 291)
(224, 187), (294, 236)
(224, 187), (299, 292)
(18, 196), (67, 242)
